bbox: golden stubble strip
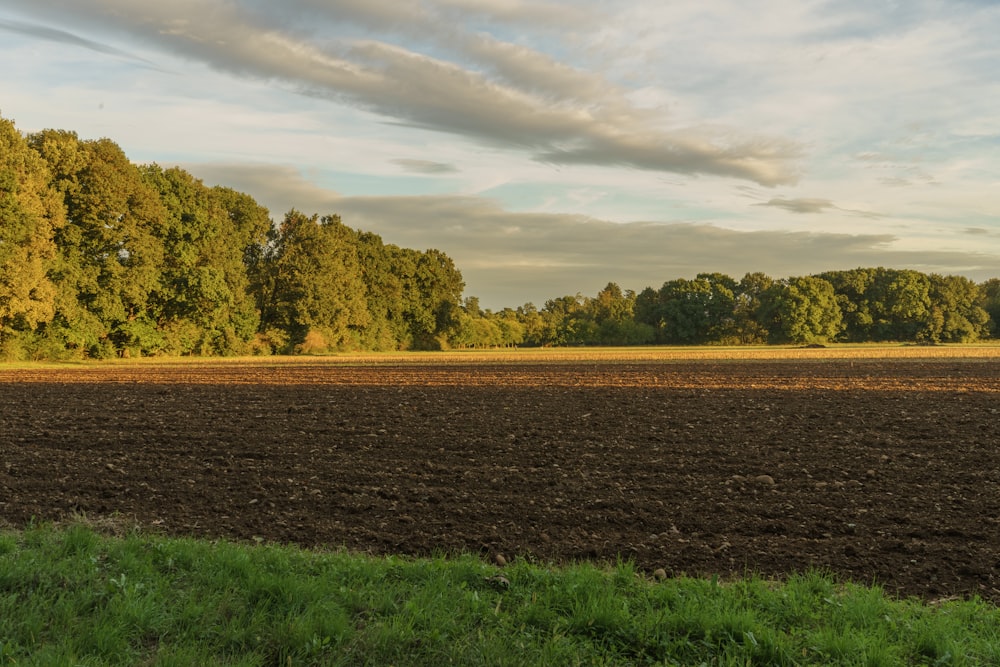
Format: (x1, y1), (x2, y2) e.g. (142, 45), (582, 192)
(1, 352), (998, 392)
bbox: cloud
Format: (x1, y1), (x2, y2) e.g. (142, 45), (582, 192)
(434, 0), (597, 28)
(757, 197), (881, 219)
(0, 18), (153, 64)
(184, 163), (340, 216)
(3, 0), (801, 185)
(187, 162), (1000, 308)
(758, 198), (836, 214)
(392, 159), (458, 174)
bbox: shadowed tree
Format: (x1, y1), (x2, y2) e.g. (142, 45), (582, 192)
(981, 278), (1000, 338)
(633, 286), (663, 341)
(733, 272), (773, 344)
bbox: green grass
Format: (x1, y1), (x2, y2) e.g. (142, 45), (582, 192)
(1, 524), (998, 665)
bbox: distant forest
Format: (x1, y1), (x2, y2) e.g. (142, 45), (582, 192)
(2, 115), (999, 359)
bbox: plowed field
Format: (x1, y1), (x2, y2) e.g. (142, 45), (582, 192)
(2, 353), (999, 603)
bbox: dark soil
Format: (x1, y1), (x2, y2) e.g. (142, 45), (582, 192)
(2, 358), (999, 603)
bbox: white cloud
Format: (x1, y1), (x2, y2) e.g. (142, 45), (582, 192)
(0, 0), (802, 185)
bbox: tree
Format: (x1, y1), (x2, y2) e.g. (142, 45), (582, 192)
(140, 166), (270, 354)
(0, 117), (64, 357)
(926, 274), (989, 343)
(351, 232), (409, 350)
(822, 268), (932, 341)
(732, 272), (773, 344)
(633, 286), (662, 340)
(586, 282), (653, 344)
(653, 274), (736, 344)
(403, 248), (465, 349)
(259, 211), (370, 352)
(981, 278), (1000, 338)
(879, 269), (933, 341)
(516, 303), (548, 346)
(212, 185), (274, 349)
(758, 276), (842, 344)
(492, 308), (525, 347)
(29, 130), (166, 357)
(450, 297), (505, 348)
(541, 294), (595, 345)
(819, 268), (875, 342)
(591, 282), (631, 324)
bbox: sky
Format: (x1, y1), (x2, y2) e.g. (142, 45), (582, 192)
(1, 0), (998, 309)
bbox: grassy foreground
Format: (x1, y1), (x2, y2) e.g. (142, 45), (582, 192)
(1, 525), (998, 665)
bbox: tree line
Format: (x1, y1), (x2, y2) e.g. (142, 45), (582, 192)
(2, 115), (998, 359)
(457, 270), (999, 349)
(1, 116), (463, 359)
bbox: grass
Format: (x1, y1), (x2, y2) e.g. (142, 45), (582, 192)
(1, 523), (998, 665)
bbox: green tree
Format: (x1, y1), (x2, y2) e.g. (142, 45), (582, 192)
(733, 272), (773, 344)
(351, 232), (410, 350)
(822, 268), (933, 341)
(878, 269), (933, 341)
(491, 308), (525, 347)
(213, 185), (274, 351)
(926, 274), (989, 343)
(582, 282), (649, 344)
(586, 283), (651, 345)
(653, 274), (736, 344)
(0, 117), (64, 357)
(819, 268), (876, 342)
(450, 297), (506, 348)
(541, 294), (596, 345)
(633, 287), (663, 341)
(590, 282), (631, 324)
(516, 303), (548, 346)
(29, 130), (166, 357)
(407, 248), (465, 349)
(259, 211), (370, 352)
(140, 166), (270, 354)
(758, 276), (842, 344)
(981, 278), (1000, 337)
